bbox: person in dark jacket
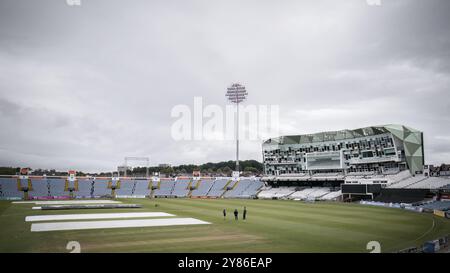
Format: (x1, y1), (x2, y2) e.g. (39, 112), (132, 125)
(223, 208), (226, 220)
(243, 206), (247, 220)
(234, 209), (238, 220)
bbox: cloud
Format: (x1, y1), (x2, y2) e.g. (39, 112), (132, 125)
(0, 0), (449, 171)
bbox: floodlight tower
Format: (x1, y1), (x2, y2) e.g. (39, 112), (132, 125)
(226, 83), (248, 172)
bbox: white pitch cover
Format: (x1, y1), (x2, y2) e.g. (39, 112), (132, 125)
(26, 212), (175, 222)
(13, 200), (121, 205)
(31, 218), (210, 232)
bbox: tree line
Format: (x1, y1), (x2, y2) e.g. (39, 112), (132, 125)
(0, 160), (264, 177)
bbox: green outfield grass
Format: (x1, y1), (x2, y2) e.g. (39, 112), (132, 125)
(0, 198), (449, 253)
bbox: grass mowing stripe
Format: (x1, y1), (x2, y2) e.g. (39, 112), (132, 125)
(1, 199), (449, 252)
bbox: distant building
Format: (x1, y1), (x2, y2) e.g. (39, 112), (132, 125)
(117, 166), (132, 174)
(262, 125), (424, 176)
(158, 164), (171, 168)
(430, 165), (441, 176)
(423, 164), (432, 176)
(440, 164), (450, 176)
(424, 164), (449, 177)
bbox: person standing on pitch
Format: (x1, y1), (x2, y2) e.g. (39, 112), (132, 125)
(234, 209), (238, 220)
(243, 206), (247, 220)
(223, 208), (226, 220)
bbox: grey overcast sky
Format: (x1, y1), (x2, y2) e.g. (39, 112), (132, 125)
(0, 0), (449, 172)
